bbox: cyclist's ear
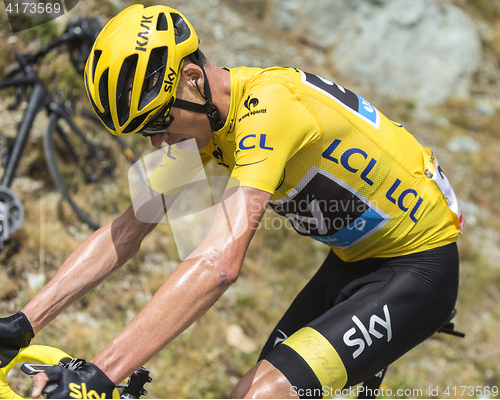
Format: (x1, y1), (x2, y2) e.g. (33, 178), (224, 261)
(177, 64), (205, 98)
(181, 63), (204, 84)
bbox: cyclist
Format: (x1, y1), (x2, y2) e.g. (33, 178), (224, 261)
(0, 4), (463, 399)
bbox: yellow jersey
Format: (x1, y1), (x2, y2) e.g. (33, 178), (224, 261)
(152, 66), (463, 262)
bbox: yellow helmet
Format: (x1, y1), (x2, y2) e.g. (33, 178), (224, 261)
(84, 4), (199, 135)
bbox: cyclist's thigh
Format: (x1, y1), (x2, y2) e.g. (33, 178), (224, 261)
(264, 243), (459, 397)
(258, 250), (347, 361)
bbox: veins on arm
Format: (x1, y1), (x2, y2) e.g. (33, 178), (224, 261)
(91, 186), (272, 384)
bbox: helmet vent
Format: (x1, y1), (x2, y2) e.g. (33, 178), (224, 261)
(96, 69), (114, 130)
(139, 46), (168, 111)
(157, 13), (168, 31)
(171, 13), (191, 44)
(123, 113), (150, 134)
(99, 69), (110, 112)
(116, 54), (138, 126)
(92, 50), (102, 84)
(85, 68), (114, 131)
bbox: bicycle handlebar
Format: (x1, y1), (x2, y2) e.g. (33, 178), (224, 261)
(0, 345), (152, 399)
(64, 17), (103, 73)
(1, 16), (102, 111)
(0, 345), (72, 399)
(8, 16), (102, 71)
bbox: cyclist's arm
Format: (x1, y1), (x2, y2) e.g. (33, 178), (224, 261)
(21, 186), (163, 334)
(88, 186), (271, 385)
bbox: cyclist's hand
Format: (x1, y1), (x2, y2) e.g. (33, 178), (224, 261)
(32, 359), (120, 399)
(0, 311), (34, 349)
(0, 312), (34, 388)
(0, 346), (21, 371)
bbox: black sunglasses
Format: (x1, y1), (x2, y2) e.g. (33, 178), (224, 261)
(140, 97), (176, 137)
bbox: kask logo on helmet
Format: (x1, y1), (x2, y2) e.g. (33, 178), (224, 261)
(135, 15), (153, 52)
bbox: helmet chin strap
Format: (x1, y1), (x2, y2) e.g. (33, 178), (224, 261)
(173, 51), (226, 131)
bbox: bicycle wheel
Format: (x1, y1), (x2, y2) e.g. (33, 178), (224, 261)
(43, 109), (136, 230)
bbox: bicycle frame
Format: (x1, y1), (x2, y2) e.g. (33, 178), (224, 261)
(0, 34), (137, 242)
(0, 66), (50, 188)
(0, 32), (80, 188)
(0, 49), (96, 247)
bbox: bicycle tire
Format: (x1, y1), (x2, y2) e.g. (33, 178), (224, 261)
(43, 109), (136, 230)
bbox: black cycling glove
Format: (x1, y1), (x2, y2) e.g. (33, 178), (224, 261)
(0, 311), (34, 348)
(42, 359), (119, 399)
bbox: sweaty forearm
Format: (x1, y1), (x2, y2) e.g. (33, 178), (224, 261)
(90, 187), (268, 384)
(21, 220), (139, 334)
(90, 255), (237, 385)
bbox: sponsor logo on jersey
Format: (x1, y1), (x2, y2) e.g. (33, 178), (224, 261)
(424, 152), (463, 233)
(343, 305), (392, 359)
(244, 95), (259, 111)
(239, 96), (267, 122)
(212, 145), (229, 168)
(322, 139), (425, 224)
(235, 134), (274, 167)
(271, 166), (391, 249)
(235, 133), (274, 167)
(300, 70), (381, 130)
(273, 329), (289, 347)
(237, 134), (274, 152)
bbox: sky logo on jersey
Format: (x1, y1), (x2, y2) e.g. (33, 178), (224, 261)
(300, 70), (381, 130)
(343, 305), (392, 359)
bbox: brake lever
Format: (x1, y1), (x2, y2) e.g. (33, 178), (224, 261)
(41, 383), (59, 398)
(7, 87), (23, 110)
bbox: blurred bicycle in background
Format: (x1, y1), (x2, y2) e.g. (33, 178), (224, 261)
(0, 17), (137, 251)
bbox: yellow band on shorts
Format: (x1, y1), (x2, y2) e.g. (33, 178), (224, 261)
(283, 327), (348, 391)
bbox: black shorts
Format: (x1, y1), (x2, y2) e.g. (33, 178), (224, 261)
(261, 243), (459, 398)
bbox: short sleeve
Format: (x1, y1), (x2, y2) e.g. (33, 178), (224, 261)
(229, 82), (320, 194)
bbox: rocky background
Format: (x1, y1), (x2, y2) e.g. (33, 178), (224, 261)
(0, 0), (499, 398)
